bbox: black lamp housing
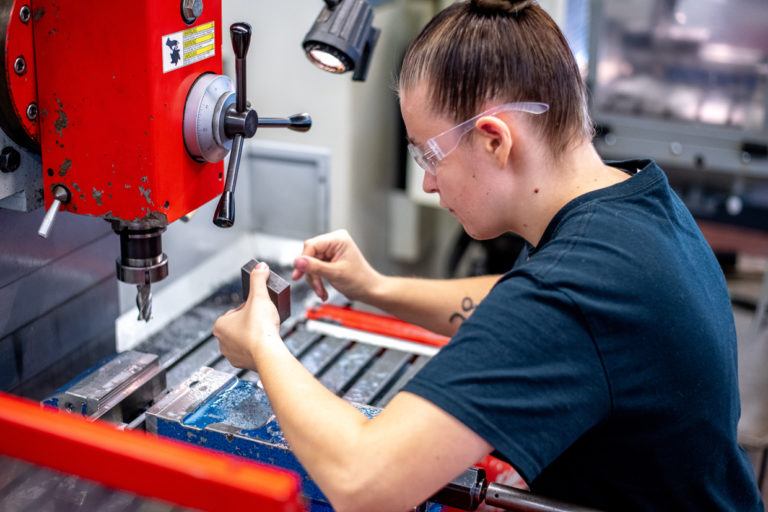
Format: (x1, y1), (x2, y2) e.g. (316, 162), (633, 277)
(302, 0), (381, 82)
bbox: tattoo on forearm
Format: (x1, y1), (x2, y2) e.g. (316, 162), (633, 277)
(449, 297), (476, 324)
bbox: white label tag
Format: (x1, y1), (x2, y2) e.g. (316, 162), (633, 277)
(162, 21), (216, 73)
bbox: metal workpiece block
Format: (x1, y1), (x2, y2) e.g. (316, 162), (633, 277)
(145, 367), (380, 510)
(44, 350), (166, 424)
(241, 259), (291, 323)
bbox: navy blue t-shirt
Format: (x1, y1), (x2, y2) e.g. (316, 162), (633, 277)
(403, 160), (763, 511)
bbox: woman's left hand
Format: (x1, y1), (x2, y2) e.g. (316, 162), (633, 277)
(213, 262), (281, 371)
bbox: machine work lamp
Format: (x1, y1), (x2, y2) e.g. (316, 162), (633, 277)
(302, 0), (381, 81)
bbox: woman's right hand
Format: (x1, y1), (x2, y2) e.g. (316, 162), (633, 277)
(292, 229), (383, 302)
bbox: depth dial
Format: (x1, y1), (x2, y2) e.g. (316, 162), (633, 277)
(182, 73), (235, 163)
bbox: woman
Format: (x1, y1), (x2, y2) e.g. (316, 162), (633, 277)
(214, 1), (763, 510)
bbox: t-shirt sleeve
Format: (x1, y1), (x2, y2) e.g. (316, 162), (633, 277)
(401, 273), (611, 483)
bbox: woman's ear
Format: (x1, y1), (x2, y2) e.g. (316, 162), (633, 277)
(475, 115), (513, 168)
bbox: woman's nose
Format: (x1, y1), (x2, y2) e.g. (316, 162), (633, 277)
(422, 170), (438, 194)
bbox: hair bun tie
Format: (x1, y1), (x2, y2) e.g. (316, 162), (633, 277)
(471, 0), (535, 15)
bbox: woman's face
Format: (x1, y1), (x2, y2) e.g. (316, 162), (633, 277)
(400, 84), (510, 240)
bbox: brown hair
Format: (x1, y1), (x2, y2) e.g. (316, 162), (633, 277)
(398, 0), (592, 156)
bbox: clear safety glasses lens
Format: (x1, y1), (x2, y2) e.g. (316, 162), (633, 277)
(407, 143), (437, 175)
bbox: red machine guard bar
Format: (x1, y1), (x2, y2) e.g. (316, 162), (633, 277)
(0, 392), (304, 512)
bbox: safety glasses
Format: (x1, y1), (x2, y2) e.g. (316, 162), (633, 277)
(407, 102), (549, 175)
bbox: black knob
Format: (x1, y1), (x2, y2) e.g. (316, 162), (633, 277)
(213, 190), (235, 227)
(230, 23), (251, 60)
(288, 113), (312, 132)
(231, 23), (251, 113)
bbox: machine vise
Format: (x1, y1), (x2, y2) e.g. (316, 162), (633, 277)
(144, 366), (381, 511)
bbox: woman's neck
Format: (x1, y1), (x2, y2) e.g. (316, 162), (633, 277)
(514, 141), (628, 246)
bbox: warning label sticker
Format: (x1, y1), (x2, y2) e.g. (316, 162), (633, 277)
(162, 21), (216, 73)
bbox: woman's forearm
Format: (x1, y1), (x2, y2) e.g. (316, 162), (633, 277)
(253, 335), (492, 512)
(362, 274), (501, 337)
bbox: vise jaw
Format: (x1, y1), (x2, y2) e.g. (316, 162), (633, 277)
(44, 350), (166, 424)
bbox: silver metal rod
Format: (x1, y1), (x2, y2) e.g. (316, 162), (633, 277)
(484, 483), (604, 512)
(37, 185), (70, 238)
(37, 199), (61, 238)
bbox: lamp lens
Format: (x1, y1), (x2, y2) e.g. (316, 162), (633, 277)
(306, 46), (348, 74)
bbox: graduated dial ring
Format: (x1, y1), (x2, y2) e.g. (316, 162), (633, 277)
(183, 73), (235, 163)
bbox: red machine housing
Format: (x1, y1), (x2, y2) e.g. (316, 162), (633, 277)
(2, 0), (37, 147)
(33, 0), (225, 224)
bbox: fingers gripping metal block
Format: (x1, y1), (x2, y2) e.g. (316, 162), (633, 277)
(241, 259), (291, 323)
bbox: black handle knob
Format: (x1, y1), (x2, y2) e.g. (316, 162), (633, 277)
(256, 113), (313, 132)
(213, 134), (244, 228)
(230, 22), (251, 59)
(231, 23), (251, 113)
(288, 113), (312, 132)
(213, 190), (235, 227)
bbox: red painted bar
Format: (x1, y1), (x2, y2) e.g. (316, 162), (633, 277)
(307, 303), (451, 347)
(0, 392), (304, 512)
